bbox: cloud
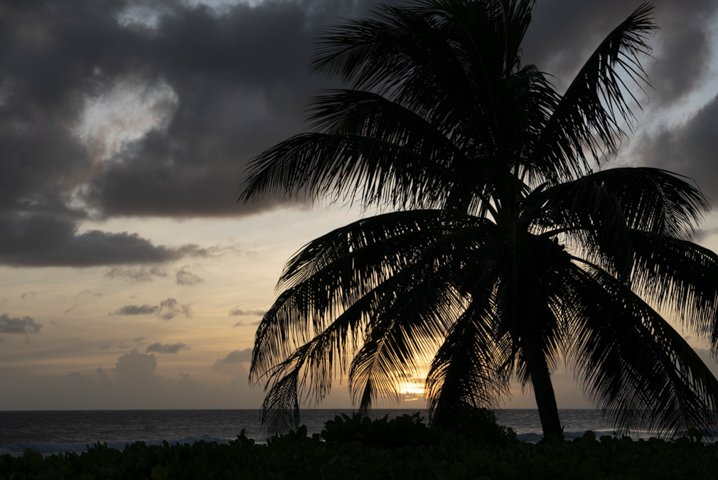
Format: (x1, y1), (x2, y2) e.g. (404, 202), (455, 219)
(0, 0), (353, 226)
(20, 291), (36, 299)
(0, 213), (187, 267)
(177, 243), (245, 258)
(157, 298), (191, 320)
(0, 0), (715, 272)
(215, 348), (252, 364)
(146, 342), (189, 354)
(211, 348), (253, 376)
(175, 266), (202, 285)
(108, 298), (190, 320)
(633, 95), (718, 204)
(0, 314), (43, 334)
(0, 349), (267, 410)
(78, 289), (103, 297)
(110, 304), (159, 316)
(105, 266), (168, 282)
(233, 320), (261, 327)
(114, 349), (158, 385)
(228, 308), (265, 317)
(0, 214), (246, 268)
(523, 0), (718, 108)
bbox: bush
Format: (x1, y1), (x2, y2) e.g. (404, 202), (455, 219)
(321, 412), (440, 448)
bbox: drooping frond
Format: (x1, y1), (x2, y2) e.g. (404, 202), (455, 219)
(629, 231), (718, 348)
(527, 167), (709, 277)
(426, 295), (513, 429)
(348, 221), (496, 409)
(250, 210), (458, 382)
(568, 262), (718, 437)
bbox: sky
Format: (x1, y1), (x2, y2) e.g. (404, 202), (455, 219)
(1, 0), (718, 411)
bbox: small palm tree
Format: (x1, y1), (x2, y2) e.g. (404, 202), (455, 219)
(239, 0), (718, 441)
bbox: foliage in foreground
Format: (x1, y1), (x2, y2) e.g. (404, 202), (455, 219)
(2, 414), (717, 480)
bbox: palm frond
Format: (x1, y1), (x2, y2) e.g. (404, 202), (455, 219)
(239, 132), (458, 210)
(569, 262), (718, 437)
(527, 3), (656, 183)
(630, 230), (718, 348)
(250, 211), (457, 381)
(347, 238), (481, 410)
(426, 297), (513, 429)
(527, 167), (709, 277)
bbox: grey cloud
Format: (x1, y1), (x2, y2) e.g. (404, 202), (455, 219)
(177, 243), (244, 258)
(0, 349), (267, 409)
(211, 348), (252, 376)
(108, 298), (189, 319)
(175, 266), (202, 286)
(523, 0), (718, 109)
(157, 298), (191, 320)
(146, 342), (189, 354)
(216, 348), (252, 364)
(0, 0), (354, 219)
(105, 266), (168, 282)
(0, 313), (42, 334)
(0, 210), (244, 267)
(633, 95), (718, 204)
(110, 304), (159, 316)
(0, 213), (182, 267)
(20, 291), (36, 299)
(114, 348), (158, 385)
(78, 289), (103, 297)
(0, 0), (716, 272)
(233, 320), (261, 327)
(228, 308), (265, 317)
(692, 227), (718, 244)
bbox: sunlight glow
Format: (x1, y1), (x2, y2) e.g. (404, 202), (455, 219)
(399, 380), (425, 401)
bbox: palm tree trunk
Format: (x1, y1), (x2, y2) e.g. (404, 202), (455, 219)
(522, 336), (563, 442)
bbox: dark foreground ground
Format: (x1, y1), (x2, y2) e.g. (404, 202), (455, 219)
(1, 414), (716, 480)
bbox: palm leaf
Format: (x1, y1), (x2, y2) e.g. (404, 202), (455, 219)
(569, 262), (718, 437)
(527, 3), (655, 184)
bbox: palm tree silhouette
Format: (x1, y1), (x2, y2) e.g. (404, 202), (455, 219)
(240, 0), (718, 441)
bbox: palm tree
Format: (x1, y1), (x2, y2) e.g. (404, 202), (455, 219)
(239, 0), (718, 441)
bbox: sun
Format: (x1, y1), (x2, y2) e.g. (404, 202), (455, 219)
(399, 380), (426, 400)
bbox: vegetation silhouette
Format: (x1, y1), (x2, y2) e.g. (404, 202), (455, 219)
(240, 0), (718, 441)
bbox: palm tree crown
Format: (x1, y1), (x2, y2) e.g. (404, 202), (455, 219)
(240, 0), (718, 440)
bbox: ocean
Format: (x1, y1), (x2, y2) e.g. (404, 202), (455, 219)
(0, 409), (619, 456)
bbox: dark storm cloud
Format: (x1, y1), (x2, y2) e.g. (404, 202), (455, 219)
(0, 0), (374, 267)
(0, 0), (716, 273)
(0, 211), (235, 267)
(146, 342), (189, 354)
(0, 0), (369, 220)
(632, 95), (718, 205)
(0, 314), (42, 334)
(110, 304), (160, 316)
(0, 214), (181, 267)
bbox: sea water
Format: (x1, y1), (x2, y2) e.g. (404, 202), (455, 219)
(0, 409), (622, 456)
